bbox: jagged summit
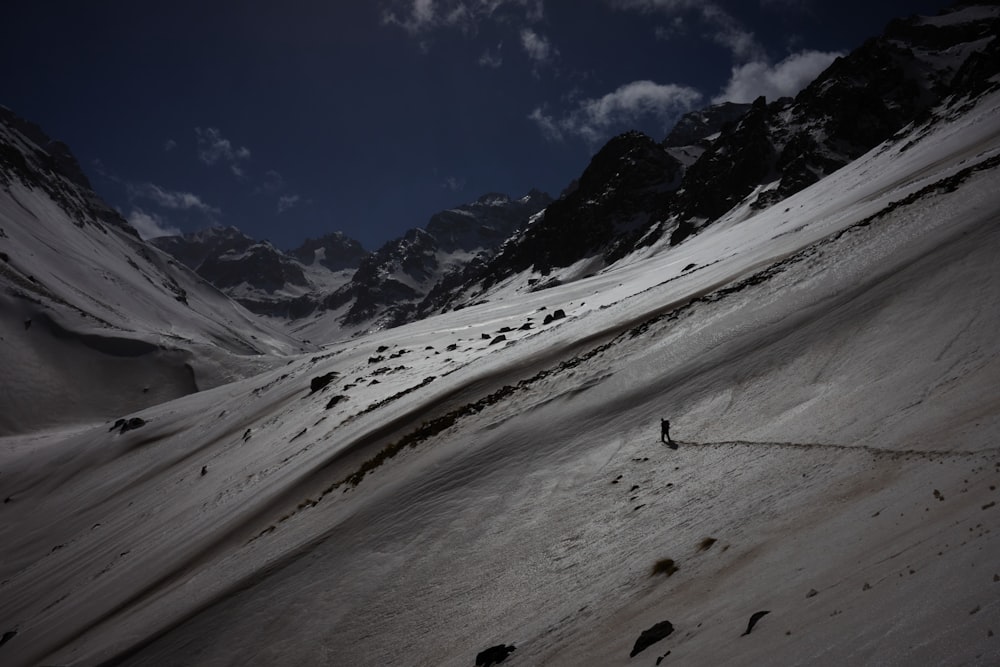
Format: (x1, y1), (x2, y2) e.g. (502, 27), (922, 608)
(416, 0), (1000, 312)
(662, 101), (752, 148)
(0, 106), (129, 233)
(289, 231), (367, 272)
(323, 189), (552, 330)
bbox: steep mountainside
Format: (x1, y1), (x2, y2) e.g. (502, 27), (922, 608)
(420, 2), (1000, 315)
(318, 190), (552, 331)
(2, 67), (998, 666)
(0, 108), (305, 433)
(289, 231), (367, 271)
(149, 225), (256, 272)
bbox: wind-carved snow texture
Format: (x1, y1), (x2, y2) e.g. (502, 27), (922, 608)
(1, 77), (999, 666)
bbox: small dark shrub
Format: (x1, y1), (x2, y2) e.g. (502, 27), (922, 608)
(651, 558), (679, 577)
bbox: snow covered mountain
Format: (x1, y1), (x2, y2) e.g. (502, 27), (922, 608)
(0, 108), (306, 435)
(316, 190), (552, 332)
(423, 2), (1000, 315)
(1, 3), (999, 666)
(149, 227), (361, 322)
(289, 231), (367, 272)
(152, 191), (551, 337)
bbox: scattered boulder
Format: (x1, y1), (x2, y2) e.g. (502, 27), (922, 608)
(325, 394), (348, 409)
(309, 372), (338, 394)
(741, 610), (770, 636)
(110, 417), (146, 434)
(476, 643), (516, 666)
(630, 620), (674, 657)
(0, 629), (17, 647)
(489, 334), (507, 345)
(542, 308), (566, 325)
(482, 333), (492, 340)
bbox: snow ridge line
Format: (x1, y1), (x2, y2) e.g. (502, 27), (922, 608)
(310, 151), (1000, 496)
(679, 440), (1000, 460)
(245, 146), (1000, 545)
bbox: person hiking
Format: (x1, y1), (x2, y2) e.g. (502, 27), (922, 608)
(661, 419), (677, 449)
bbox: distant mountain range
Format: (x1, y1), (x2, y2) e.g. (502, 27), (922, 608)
(150, 190), (552, 337)
(140, 1), (1000, 338)
(3, 0), (998, 350)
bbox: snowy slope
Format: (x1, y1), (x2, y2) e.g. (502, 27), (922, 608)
(0, 112), (306, 434)
(1, 79), (998, 666)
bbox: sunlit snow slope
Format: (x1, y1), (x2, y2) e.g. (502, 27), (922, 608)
(2, 92), (1000, 665)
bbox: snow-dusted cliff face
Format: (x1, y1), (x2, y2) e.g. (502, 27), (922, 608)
(317, 189), (553, 332)
(422, 2), (1000, 315)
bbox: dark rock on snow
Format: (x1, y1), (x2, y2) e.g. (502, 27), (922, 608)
(542, 309), (566, 325)
(741, 610), (771, 636)
(110, 417), (146, 434)
(630, 620), (674, 657)
(309, 372), (338, 394)
(475, 643), (516, 666)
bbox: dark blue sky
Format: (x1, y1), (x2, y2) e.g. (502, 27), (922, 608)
(1, 1), (946, 251)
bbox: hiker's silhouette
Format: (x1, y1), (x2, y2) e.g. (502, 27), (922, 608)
(661, 419), (677, 449)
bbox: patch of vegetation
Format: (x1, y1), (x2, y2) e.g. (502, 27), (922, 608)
(698, 537), (717, 551)
(651, 558), (679, 577)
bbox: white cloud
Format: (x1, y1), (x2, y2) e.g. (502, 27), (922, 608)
(713, 49), (843, 104)
(129, 183), (221, 216)
(479, 43), (504, 68)
(527, 107), (564, 141)
(520, 28), (556, 65)
(760, 0), (811, 9)
(382, 0), (544, 37)
(127, 208), (181, 240)
(653, 16), (685, 40)
(277, 194), (301, 214)
(259, 169), (286, 194)
(529, 80), (703, 144)
(609, 0), (765, 62)
(163, 139), (177, 152)
(91, 158), (122, 185)
(195, 127), (251, 175)
(442, 175), (466, 191)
